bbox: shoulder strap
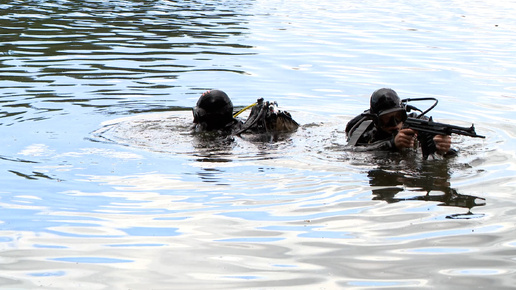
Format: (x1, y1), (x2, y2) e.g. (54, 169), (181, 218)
(347, 119), (373, 146)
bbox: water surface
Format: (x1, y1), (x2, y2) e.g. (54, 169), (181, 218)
(1, 0), (515, 289)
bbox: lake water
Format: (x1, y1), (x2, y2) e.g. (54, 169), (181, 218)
(1, 0), (515, 289)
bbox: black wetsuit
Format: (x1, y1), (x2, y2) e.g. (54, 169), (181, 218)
(346, 111), (446, 153)
(193, 118), (243, 134)
(345, 110), (398, 151)
(346, 111), (458, 159)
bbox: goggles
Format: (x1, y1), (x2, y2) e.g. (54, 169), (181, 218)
(378, 109), (407, 127)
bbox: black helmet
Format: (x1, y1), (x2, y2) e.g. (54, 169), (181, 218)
(193, 90), (234, 130)
(370, 88), (405, 116)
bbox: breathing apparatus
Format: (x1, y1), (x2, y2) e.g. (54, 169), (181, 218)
(401, 97), (438, 118)
(370, 93), (439, 129)
(232, 98), (299, 135)
(375, 97), (439, 129)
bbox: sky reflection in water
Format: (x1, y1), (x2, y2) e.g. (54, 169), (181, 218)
(1, 0), (516, 289)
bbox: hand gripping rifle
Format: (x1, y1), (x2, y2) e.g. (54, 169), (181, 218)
(401, 98), (485, 159)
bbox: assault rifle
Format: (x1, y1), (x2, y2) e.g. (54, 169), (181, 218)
(403, 116), (485, 159)
(404, 117), (485, 139)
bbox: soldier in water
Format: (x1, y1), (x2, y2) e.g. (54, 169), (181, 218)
(345, 88), (452, 156)
(192, 89), (299, 135)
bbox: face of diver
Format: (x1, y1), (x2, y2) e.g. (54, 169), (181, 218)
(378, 110), (406, 133)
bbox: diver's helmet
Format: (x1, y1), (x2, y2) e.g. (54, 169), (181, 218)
(370, 88), (407, 127)
(193, 90), (234, 130)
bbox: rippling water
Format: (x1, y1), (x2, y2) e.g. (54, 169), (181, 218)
(1, 0), (516, 289)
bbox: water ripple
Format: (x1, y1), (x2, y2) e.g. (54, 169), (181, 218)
(1, 0), (516, 289)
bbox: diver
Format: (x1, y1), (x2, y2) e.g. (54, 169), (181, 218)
(192, 89), (299, 135)
(192, 90), (242, 133)
(345, 88), (453, 156)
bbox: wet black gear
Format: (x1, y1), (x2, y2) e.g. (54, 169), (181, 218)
(370, 88), (405, 116)
(193, 90), (236, 131)
(235, 98), (299, 135)
(345, 88), (404, 149)
(346, 88), (456, 158)
(192, 90), (298, 135)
